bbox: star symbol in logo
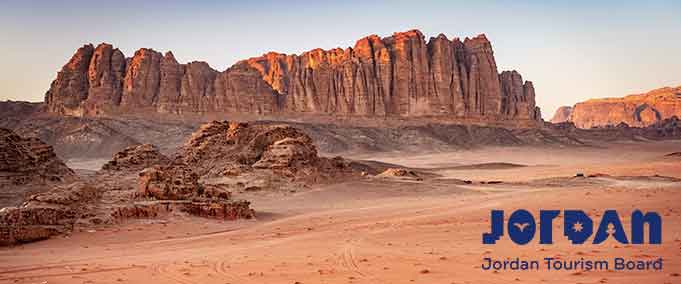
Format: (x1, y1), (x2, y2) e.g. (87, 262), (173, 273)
(572, 222), (584, 233)
(606, 224), (616, 235)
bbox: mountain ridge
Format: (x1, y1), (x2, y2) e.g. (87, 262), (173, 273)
(44, 29), (542, 126)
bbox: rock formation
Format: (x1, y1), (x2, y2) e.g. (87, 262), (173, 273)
(568, 86), (681, 128)
(0, 128), (75, 187)
(44, 30), (542, 124)
(182, 121), (311, 174)
(180, 120), (355, 180)
(550, 106), (573, 123)
(182, 199), (254, 220)
(252, 136), (318, 171)
(136, 159), (255, 219)
(0, 182), (98, 245)
(138, 161), (200, 200)
(101, 143), (170, 172)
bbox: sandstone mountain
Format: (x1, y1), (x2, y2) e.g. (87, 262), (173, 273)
(565, 86), (681, 128)
(44, 30), (541, 125)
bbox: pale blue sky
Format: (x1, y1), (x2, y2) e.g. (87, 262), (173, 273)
(1, 0), (679, 116)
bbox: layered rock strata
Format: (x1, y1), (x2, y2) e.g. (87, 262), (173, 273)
(0, 128), (75, 187)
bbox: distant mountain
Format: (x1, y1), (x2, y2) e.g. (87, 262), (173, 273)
(44, 29), (541, 126)
(558, 86), (681, 128)
(550, 106), (573, 123)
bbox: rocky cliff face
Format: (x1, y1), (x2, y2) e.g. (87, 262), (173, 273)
(44, 30), (541, 124)
(568, 86), (681, 128)
(550, 106), (573, 123)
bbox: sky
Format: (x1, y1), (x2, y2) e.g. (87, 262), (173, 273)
(1, 0), (680, 117)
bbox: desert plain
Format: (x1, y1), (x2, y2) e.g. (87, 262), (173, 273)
(1, 140), (679, 284)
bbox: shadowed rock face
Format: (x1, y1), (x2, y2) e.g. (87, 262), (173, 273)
(44, 30), (541, 124)
(568, 86), (681, 128)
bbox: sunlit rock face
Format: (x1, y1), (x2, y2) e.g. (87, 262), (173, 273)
(45, 30), (541, 124)
(569, 86), (681, 128)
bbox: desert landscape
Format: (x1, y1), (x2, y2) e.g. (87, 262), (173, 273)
(1, 16), (680, 284)
(1, 134), (680, 283)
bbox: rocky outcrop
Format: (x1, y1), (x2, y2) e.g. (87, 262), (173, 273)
(550, 106), (573, 123)
(182, 200), (254, 220)
(138, 161), (199, 200)
(101, 143), (170, 172)
(568, 86), (681, 128)
(0, 182), (98, 245)
(180, 120), (356, 181)
(181, 121), (314, 176)
(135, 160), (255, 219)
(0, 128), (75, 187)
(44, 30), (541, 124)
(252, 137), (318, 171)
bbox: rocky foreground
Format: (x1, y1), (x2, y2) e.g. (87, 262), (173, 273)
(44, 29), (541, 126)
(0, 121), (367, 245)
(1, 139), (680, 283)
